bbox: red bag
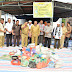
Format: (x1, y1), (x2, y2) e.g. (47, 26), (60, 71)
(9, 52), (14, 55)
(42, 61), (46, 68)
(47, 59), (51, 64)
(11, 60), (21, 65)
(36, 62), (42, 69)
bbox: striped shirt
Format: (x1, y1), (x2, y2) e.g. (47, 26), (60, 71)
(38, 23), (45, 35)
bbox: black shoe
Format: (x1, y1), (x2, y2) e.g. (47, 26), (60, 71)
(57, 48), (59, 49)
(17, 45), (19, 47)
(49, 48), (50, 49)
(7, 45), (9, 47)
(10, 44), (12, 46)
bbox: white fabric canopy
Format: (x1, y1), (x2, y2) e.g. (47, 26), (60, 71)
(53, 0), (72, 3)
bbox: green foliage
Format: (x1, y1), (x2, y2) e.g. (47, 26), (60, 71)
(62, 18), (66, 24)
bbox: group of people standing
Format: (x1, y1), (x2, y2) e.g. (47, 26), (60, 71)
(0, 18), (71, 49)
(53, 22), (71, 49)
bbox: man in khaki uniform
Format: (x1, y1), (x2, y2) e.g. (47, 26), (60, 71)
(0, 18), (6, 48)
(21, 22), (29, 47)
(60, 22), (67, 48)
(31, 21), (40, 46)
(2, 20), (5, 46)
(64, 22), (71, 48)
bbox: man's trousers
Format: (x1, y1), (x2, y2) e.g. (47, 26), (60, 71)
(64, 37), (69, 48)
(44, 37), (51, 48)
(60, 35), (65, 48)
(14, 35), (20, 46)
(0, 36), (4, 47)
(54, 39), (60, 49)
(32, 36), (38, 46)
(38, 35), (43, 44)
(6, 34), (12, 47)
(21, 34), (28, 47)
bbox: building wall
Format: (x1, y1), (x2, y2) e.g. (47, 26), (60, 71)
(1, 13), (26, 25)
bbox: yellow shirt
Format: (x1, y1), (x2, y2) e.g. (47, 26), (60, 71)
(31, 24), (40, 36)
(0, 23), (4, 36)
(62, 26), (67, 35)
(21, 24), (29, 35)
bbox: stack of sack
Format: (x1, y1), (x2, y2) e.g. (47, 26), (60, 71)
(7, 43), (63, 69)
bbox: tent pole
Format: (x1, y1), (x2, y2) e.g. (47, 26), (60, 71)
(12, 15), (13, 24)
(51, 1), (54, 26)
(5, 13), (6, 23)
(51, 1), (54, 44)
(0, 10), (1, 20)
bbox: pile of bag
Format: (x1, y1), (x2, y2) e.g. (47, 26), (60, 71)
(9, 43), (63, 69)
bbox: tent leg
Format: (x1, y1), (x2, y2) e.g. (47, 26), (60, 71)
(50, 18), (53, 26)
(0, 10), (1, 20)
(5, 13), (6, 23)
(51, 1), (54, 46)
(12, 15), (13, 24)
(51, 1), (54, 26)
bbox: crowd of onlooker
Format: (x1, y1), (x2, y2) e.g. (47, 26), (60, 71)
(0, 18), (72, 49)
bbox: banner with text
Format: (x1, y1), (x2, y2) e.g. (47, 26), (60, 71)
(33, 2), (53, 18)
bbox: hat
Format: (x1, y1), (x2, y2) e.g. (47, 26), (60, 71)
(47, 21), (50, 23)
(28, 20), (32, 22)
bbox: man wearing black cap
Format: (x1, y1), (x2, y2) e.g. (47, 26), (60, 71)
(44, 22), (53, 48)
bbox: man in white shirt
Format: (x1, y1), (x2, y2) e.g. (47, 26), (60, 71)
(53, 23), (62, 49)
(5, 18), (13, 47)
(27, 20), (33, 43)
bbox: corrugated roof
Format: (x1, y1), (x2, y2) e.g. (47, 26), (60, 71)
(0, 0), (72, 18)
(0, 0), (51, 15)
